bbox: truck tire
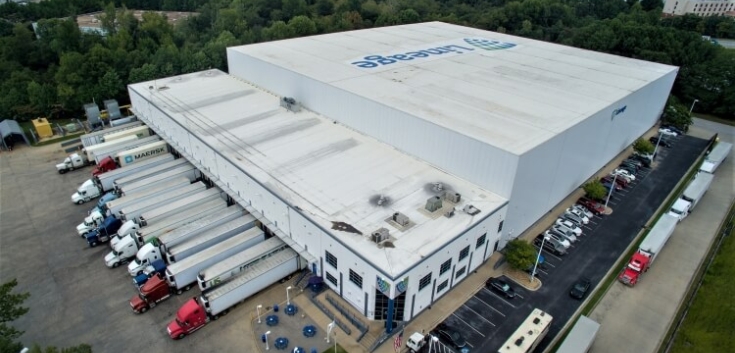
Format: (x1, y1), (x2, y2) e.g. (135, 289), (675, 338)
(59, 169), (66, 174)
(112, 262), (119, 268)
(177, 334), (185, 340)
(176, 288), (183, 295)
(140, 306), (147, 313)
(90, 241), (98, 247)
(76, 200), (84, 205)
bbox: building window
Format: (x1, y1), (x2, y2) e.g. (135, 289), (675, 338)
(456, 266), (466, 279)
(349, 269), (363, 289)
(476, 233), (487, 249)
(440, 259), (452, 275)
(498, 220), (504, 233)
(459, 246), (470, 261)
(419, 273), (432, 291)
(326, 272), (337, 286)
(325, 251), (337, 269)
(437, 280), (449, 293)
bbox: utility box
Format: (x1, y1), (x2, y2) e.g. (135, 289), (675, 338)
(32, 118), (53, 138)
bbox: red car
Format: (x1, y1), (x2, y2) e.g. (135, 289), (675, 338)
(601, 175), (628, 188)
(578, 198), (605, 216)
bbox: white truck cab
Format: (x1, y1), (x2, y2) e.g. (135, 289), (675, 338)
(668, 198), (692, 222)
(110, 220), (140, 249)
(56, 153), (90, 174)
(128, 243), (162, 276)
(72, 179), (101, 204)
(406, 332), (428, 353)
(105, 236), (139, 268)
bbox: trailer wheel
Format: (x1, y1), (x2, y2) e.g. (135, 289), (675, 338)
(184, 284), (192, 291)
(176, 288), (183, 295)
(212, 314), (219, 320)
(221, 309), (229, 316)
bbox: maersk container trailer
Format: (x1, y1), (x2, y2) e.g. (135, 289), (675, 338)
(198, 235), (287, 290)
(157, 207), (245, 254)
(136, 188), (225, 226)
(165, 230), (266, 292)
(83, 135), (139, 162)
(165, 215), (258, 263)
(94, 154), (174, 192)
(201, 249), (301, 317)
(93, 135), (162, 164)
(118, 166), (199, 196)
(112, 158), (190, 192)
(117, 141), (169, 167)
(80, 121), (143, 147)
(118, 182), (207, 221)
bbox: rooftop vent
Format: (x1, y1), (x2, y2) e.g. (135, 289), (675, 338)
(280, 97), (301, 112)
(444, 192), (461, 203)
(444, 207), (455, 218)
(463, 205), (481, 216)
(392, 212), (410, 227)
(432, 182), (444, 192)
(370, 194), (392, 207)
(425, 196), (443, 212)
(371, 228), (390, 243)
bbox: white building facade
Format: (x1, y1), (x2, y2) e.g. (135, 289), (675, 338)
(664, 0), (735, 16)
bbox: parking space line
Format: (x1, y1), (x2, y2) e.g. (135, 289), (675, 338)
(474, 295), (506, 317)
(482, 288), (517, 308)
(452, 312), (490, 335)
(462, 304), (496, 326)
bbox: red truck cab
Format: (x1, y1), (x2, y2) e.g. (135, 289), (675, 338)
(618, 251), (651, 286)
(167, 298), (208, 339)
(91, 157), (117, 176)
(130, 274), (171, 313)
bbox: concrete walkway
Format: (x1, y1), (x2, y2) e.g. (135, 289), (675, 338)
(588, 121), (735, 353)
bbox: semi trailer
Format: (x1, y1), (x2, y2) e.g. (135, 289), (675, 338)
(116, 166), (199, 196)
(619, 215), (678, 286)
(682, 172), (714, 210)
(165, 215), (259, 264)
(111, 158), (190, 193)
(197, 235), (286, 290)
(80, 121), (143, 147)
(117, 182), (207, 222)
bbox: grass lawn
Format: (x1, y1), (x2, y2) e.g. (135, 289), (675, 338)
(321, 344), (348, 353)
(669, 205), (735, 353)
(694, 113), (735, 127)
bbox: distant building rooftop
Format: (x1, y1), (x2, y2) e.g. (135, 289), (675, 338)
(76, 10), (196, 34)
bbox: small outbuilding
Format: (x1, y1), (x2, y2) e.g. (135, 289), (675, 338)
(32, 117), (54, 138)
(0, 120), (31, 150)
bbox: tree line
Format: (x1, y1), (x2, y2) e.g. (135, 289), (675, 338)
(0, 0), (733, 121)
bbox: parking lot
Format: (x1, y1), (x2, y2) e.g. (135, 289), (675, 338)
(432, 134), (710, 352)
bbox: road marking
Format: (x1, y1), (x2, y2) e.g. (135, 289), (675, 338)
(453, 311), (491, 335)
(474, 295), (506, 317)
(482, 288), (517, 308)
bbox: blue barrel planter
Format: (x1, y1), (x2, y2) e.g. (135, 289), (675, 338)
(285, 304), (298, 316)
(302, 325), (317, 338)
(274, 337), (289, 350)
(266, 315), (279, 326)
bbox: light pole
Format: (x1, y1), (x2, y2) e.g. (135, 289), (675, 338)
(256, 304), (262, 324)
(264, 331), (271, 351)
(326, 321), (335, 343)
(428, 335), (439, 353)
(604, 173), (617, 209)
(286, 286), (293, 306)
(689, 99), (699, 114)
(530, 235), (549, 283)
(652, 131), (663, 162)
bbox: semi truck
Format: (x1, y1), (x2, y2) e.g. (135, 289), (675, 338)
(76, 192), (119, 236)
(157, 207), (246, 255)
(164, 230), (267, 294)
(80, 121), (143, 147)
(118, 182), (207, 222)
(85, 216), (124, 247)
(83, 135), (139, 163)
(106, 200), (227, 268)
(667, 198), (692, 222)
(94, 140), (169, 171)
(111, 159), (190, 193)
(116, 166), (199, 196)
(56, 153), (95, 174)
(166, 249), (302, 339)
(700, 141), (732, 174)
(133, 260), (167, 288)
(618, 215), (678, 286)
(165, 215), (259, 264)
(136, 189), (225, 226)
(682, 172), (714, 210)
(92, 135), (161, 164)
(72, 154), (174, 204)
(100, 125), (150, 143)
(127, 243), (163, 276)
(198, 235), (286, 290)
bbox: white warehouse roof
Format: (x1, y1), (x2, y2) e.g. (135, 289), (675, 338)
(129, 70), (507, 276)
(228, 22), (678, 155)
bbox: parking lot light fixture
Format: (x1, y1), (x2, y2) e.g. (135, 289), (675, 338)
(264, 331), (271, 351)
(604, 173), (617, 209)
(326, 320), (335, 343)
(286, 286), (292, 306)
(256, 304), (262, 324)
(531, 236), (548, 283)
(428, 335), (440, 353)
(652, 132), (663, 162)
(689, 99), (699, 114)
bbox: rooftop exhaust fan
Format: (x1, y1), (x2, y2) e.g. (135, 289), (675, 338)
(425, 196), (443, 212)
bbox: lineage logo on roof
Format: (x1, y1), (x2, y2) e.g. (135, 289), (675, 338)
(349, 37), (517, 69)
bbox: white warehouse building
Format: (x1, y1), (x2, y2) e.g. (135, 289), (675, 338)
(128, 22), (677, 330)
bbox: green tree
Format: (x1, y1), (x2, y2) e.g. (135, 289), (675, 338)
(504, 238), (537, 271)
(633, 138), (655, 155)
(27, 343), (93, 353)
(584, 180), (607, 201)
(0, 279), (30, 353)
(661, 103), (693, 130)
(288, 15), (317, 36)
(27, 81), (57, 115)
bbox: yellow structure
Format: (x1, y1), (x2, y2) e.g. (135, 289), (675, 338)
(32, 118), (53, 138)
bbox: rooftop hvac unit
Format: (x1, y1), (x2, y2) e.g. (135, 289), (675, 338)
(463, 205), (481, 216)
(84, 103), (102, 128)
(445, 192), (461, 203)
(371, 228), (390, 243)
(104, 99), (122, 120)
(444, 207), (455, 218)
(392, 212), (410, 227)
(425, 196), (443, 212)
(280, 97), (301, 112)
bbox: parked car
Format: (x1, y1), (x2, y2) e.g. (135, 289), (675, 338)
(620, 160), (640, 172)
(543, 230), (571, 248)
(658, 128), (678, 137)
(554, 218), (583, 235)
(578, 198), (605, 215)
(571, 204), (593, 219)
(624, 158), (644, 168)
(601, 175), (628, 188)
(602, 180), (623, 192)
(631, 153), (653, 167)
(569, 277), (592, 299)
(550, 226), (578, 243)
(432, 323), (468, 349)
(565, 208), (590, 224)
(649, 136), (672, 148)
(486, 277), (517, 299)
(562, 212), (585, 228)
(661, 124), (685, 135)
(612, 169), (636, 182)
(533, 234), (567, 256)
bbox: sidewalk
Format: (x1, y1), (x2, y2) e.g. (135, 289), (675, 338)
(588, 124), (735, 353)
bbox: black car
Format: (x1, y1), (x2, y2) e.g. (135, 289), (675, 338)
(486, 277), (516, 299)
(432, 323), (467, 349)
(618, 163), (637, 175)
(569, 277), (592, 299)
(649, 136), (672, 148)
(624, 158), (644, 168)
(631, 154), (652, 167)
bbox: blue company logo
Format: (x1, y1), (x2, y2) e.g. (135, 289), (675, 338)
(124, 155), (134, 164)
(612, 106), (627, 120)
(350, 37), (516, 69)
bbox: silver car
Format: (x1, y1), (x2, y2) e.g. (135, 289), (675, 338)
(571, 204), (593, 219)
(543, 230), (571, 248)
(563, 212), (585, 227)
(550, 226), (578, 243)
(554, 218), (583, 236)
